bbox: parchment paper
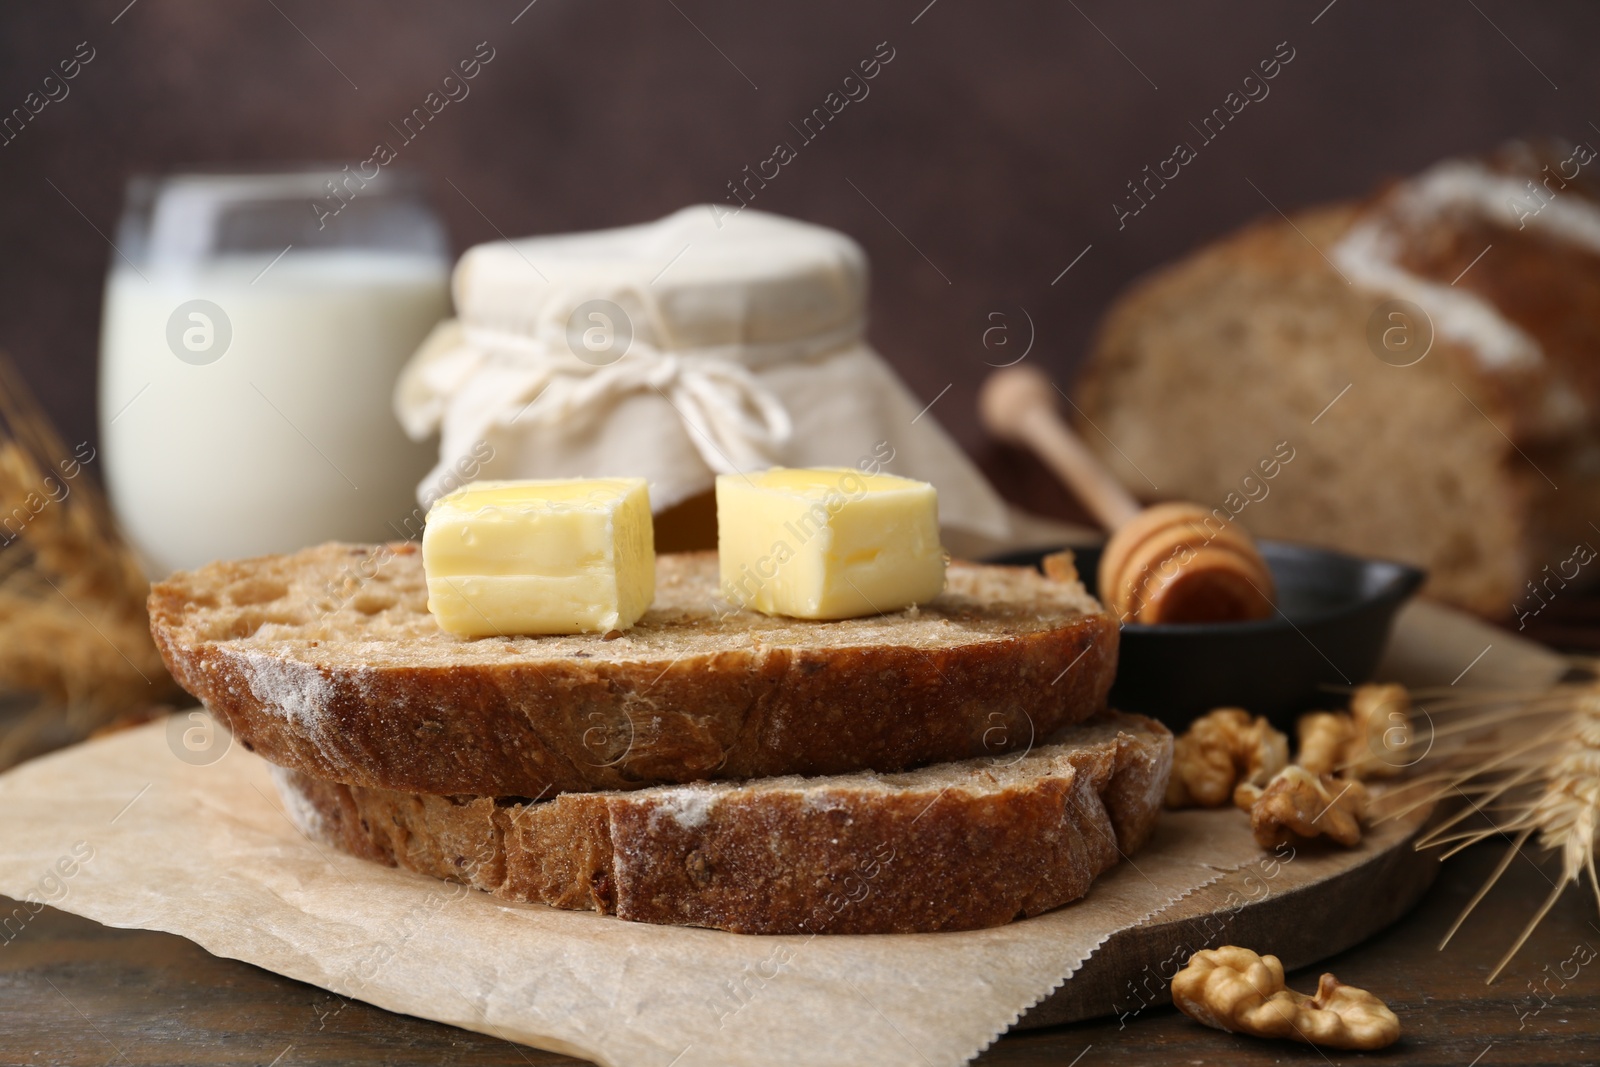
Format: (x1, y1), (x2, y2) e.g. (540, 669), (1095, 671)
(0, 600), (1564, 1067)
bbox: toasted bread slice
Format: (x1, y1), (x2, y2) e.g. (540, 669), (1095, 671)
(150, 544), (1118, 797)
(274, 711), (1171, 934)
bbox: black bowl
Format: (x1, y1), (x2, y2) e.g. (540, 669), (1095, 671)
(989, 541), (1426, 731)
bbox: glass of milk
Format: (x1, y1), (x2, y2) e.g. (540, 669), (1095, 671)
(99, 169), (451, 577)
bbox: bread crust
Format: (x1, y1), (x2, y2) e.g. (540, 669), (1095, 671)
(150, 544), (1119, 796)
(274, 712), (1173, 935)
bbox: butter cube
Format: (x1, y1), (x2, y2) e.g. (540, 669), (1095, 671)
(423, 478), (654, 637)
(716, 467), (945, 619)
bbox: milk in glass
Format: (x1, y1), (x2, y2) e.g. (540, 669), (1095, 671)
(98, 171), (450, 576)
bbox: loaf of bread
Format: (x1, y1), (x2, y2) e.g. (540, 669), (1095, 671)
(274, 711), (1172, 935)
(1075, 139), (1600, 617)
(150, 543), (1118, 796)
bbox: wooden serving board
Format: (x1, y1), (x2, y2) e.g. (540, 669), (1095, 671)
(1020, 795), (1439, 1029)
(1010, 596), (1571, 1028)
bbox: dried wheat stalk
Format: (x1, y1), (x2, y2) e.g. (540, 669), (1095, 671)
(1380, 681), (1600, 982)
(0, 353), (177, 766)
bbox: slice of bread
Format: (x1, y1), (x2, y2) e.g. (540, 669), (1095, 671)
(274, 711), (1172, 935)
(150, 544), (1118, 797)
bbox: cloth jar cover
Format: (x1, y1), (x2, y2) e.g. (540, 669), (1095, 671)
(394, 205), (1010, 539)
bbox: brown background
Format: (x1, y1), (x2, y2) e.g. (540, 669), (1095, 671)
(0, 0), (1597, 518)
(3, 8), (1600, 1062)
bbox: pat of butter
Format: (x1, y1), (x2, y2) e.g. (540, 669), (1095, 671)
(423, 477), (654, 637)
(716, 467), (945, 619)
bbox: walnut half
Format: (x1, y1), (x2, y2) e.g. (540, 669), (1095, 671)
(1295, 711), (1353, 776)
(1249, 765), (1368, 849)
(1292, 684), (1414, 779)
(1347, 683), (1412, 777)
(1172, 945), (1400, 1050)
(1165, 708), (1289, 809)
(1040, 549), (1080, 584)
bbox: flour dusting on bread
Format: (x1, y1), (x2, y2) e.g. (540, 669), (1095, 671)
(239, 649), (333, 731)
(650, 785), (722, 829)
(269, 763), (327, 839)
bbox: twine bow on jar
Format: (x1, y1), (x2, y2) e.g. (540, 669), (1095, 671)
(452, 321), (799, 474)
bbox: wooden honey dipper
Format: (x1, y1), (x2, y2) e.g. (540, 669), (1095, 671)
(979, 365), (1276, 624)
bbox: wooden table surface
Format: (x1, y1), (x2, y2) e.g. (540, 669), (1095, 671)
(2, 838), (1596, 1066)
